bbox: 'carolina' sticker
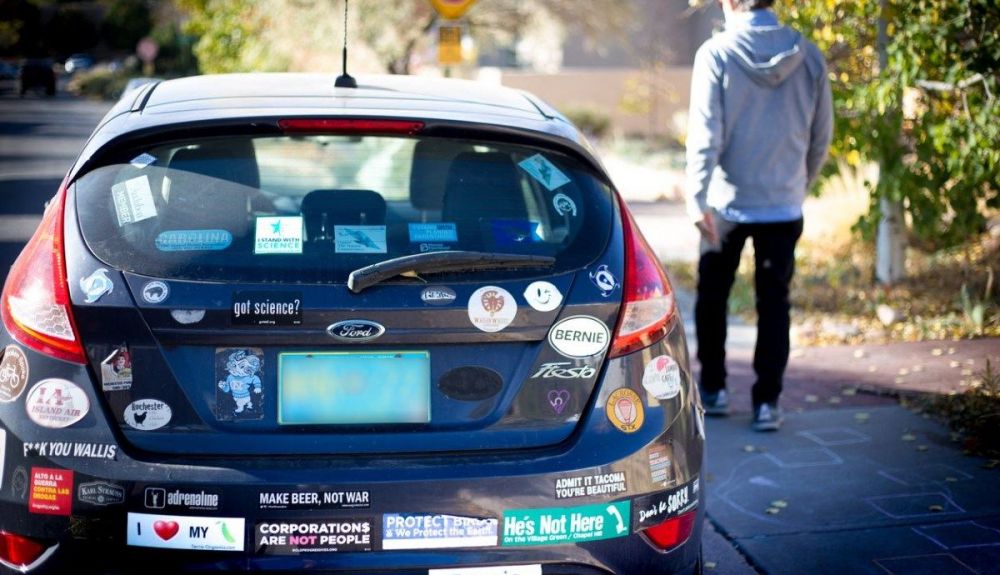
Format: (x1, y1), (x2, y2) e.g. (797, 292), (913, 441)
(605, 388), (644, 433)
(335, 225), (387, 254)
(112, 175), (158, 226)
(518, 153), (571, 191)
(215, 348), (264, 421)
(25, 379), (89, 429)
(523, 281), (562, 313)
(642, 355), (682, 400)
(155, 229), (232, 252)
(124, 399), (172, 431)
(468, 286), (517, 333)
(255, 216), (303, 255)
(100, 345), (133, 392)
(0, 345), (29, 402)
(548, 316), (610, 359)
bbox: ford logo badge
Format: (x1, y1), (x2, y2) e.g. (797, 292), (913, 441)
(326, 320), (385, 342)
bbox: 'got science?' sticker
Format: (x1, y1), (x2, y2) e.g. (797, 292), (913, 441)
(215, 348), (264, 421)
(605, 388), (644, 434)
(155, 229), (232, 252)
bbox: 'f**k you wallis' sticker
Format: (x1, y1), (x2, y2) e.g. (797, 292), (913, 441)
(605, 388), (644, 433)
(468, 286), (517, 333)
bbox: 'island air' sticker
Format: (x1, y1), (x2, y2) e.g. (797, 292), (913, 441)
(255, 217), (303, 254)
(518, 153), (571, 191)
(408, 222), (458, 243)
(491, 219), (542, 248)
(155, 230), (232, 252)
(215, 348), (264, 421)
(335, 225), (387, 254)
(112, 175), (158, 226)
(100, 346), (133, 391)
(129, 153), (157, 169)
(25, 379), (90, 429)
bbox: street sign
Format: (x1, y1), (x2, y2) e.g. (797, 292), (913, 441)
(438, 26), (463, 65)
(136, 37), (159, 64)
(430, 0), (477, 20)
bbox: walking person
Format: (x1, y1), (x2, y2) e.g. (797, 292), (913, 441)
(686, 0), (833, 430)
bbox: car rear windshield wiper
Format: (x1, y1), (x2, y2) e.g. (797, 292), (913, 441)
(348, 251), (556, 293)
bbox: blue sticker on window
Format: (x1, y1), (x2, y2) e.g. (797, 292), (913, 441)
(155, 229), (233, 252)
(491, 219), (542, 248)
(518, 153), (571, 191)
(408, 222), (458, 243)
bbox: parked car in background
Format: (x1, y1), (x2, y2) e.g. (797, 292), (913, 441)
(0, 73), (705, 574)
(17, 59), (56, 96)
(63, 53), (94, 75)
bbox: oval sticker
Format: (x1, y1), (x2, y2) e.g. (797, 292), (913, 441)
(25, 379), (90, 428)
(606, 387), (644, 433)
(642, 355), (682, 400)
(0, 345), (29, 402)
(124, 399), (172, 431)
(523, 281), (562, 313)
(468, 286), (517, 333)
(548, 315), (610, 358)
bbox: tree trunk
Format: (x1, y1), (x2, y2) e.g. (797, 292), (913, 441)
(875, 0), (906, 284)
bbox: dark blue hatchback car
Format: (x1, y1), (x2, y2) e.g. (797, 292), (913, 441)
(0, 74), (704, 574)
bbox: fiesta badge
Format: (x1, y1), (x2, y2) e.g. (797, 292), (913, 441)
(606, 388), (644, 434)
(327, 320), (385, 342)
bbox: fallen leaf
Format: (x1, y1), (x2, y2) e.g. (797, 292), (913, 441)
(895, 377), (906, 384)
(853, 349), (866, 359)
(931, 348), (943, 356)
(902, 433), (917, 441)
(898, 368), (910, 376)
(770, 500), (789, 508)
(765, 507), (780, 515)
(912, 365), (924, 372)
(805, 394), (819, 403)
(961, 369), (973, 376)
(949, 361), (961, 368)
(868, 365), (878, 372)
(948, 347), (956, 354)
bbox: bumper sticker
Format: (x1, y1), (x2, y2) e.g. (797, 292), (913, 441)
(28, 467), (73, 516)
(25, 379), (89, 429)
(112, 175), (157, 226)
(468, 286), (517, 333)
(232, 291), (302, 326)
(408, 222), (458, 243)
(501, 500), (630, 547)
(258, 489), (370, 510)
(382, 514), (498, 550)
(335, 225), (387, 254)
(100, 345), (133, 391)
(80, 268), (114, 303)
(255, 519), (374, 554)
(128, 512), (245, 551)
(648, 444), (673, 485)
(124, 399), (172, 431)
(0, 345), (29, 402)
(641, 355), (682, 400)
(144, 487), (220, 512)
(141, 280), (170, 304)
(78, 481), (124, 506)
(555, 471), (627, 500)
(631, 477), (699, 530)
(548, 316), (610, 359)
(155, 229), (232, 252)
(589, 265), (619, 297)
(605, 388), (644, 434)
(216, 348), (264, 421)
(523, 281), (562, 312)
(552, 193), (577, 217)
(430, 567), (541, 575)
(23, 441), (117, 460)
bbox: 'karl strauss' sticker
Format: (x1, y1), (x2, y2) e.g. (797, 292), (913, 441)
(0, 345), (29, 402)
(468, 286), (517, 333)
(605, 388), (644, 433)
(642, 355), (682, 400)
(124, 399), (172, 431)
(25, 379), (89, 428)
(548, 316), (610, 358)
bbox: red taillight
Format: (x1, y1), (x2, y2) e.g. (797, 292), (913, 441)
(278, 118), (424, 135)
(0, 531), (51, 569)
(643, 509), (698, 551)
(608, 196), (677, 358)
(0, 179), (85, 364)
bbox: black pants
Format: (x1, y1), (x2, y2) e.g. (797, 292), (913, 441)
(695, 217), (803, 407)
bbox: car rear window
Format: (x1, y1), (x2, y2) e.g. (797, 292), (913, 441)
(74, 134), (613, 284)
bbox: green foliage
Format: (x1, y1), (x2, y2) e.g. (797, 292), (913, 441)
(561, 107), (612, 139)
(775, 0), (999, 249)
(101, 0), (152, 51)
(67, 67), (131, 99)
(925, 360), (1000, 458)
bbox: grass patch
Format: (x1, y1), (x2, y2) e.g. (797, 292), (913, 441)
(915, 361), (1000, 458)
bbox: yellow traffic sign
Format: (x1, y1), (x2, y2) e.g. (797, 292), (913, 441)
(430, 0), (477, 20)
(438, 26), (463, 65)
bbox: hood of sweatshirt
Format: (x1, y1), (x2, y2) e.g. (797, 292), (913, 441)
(723, 11), (806, 87)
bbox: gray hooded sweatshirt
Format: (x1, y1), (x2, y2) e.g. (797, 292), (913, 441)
(685, 9), (833, 223)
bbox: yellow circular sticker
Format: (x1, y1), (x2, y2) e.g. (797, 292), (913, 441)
(606, 388), (644, 433)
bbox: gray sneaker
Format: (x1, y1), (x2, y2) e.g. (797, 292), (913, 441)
(701, 389), (729, 416)
(752, 403), (782, 431)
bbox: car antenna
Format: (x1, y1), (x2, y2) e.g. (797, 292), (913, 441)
(334, 0), (357, 88)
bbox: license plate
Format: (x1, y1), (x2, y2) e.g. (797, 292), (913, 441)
(278, 351), (430, 425)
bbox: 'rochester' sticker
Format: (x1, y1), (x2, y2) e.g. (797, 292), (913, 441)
(518, 153), (571, 191)
(501, 501), (630, 546)
(156, 229), (232, 252)
(232, 292), (302, 327)
(112, 175), (158, 226)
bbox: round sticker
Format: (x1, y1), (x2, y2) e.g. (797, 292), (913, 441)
(589, 265), (619, 297)
(0, 345), (29, 402)
(421, 286), (457, 306)
(552, 193), (577, 217)
(642, 355), (682, 400)
(468, 286), (517, 333)
(523, 281), (563, 313)
(25, 379), (90, 428)
(548, 315), (610, 358)
(141, 280), (170, 304)
(171, 309), (206, 325)
(606, 388), (644, 433)
(124, 398), (172, 431)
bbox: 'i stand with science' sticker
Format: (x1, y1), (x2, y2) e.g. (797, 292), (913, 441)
(255, 217), (303, 254)
(112, 175), (158, 226)
(518, 154), (571, 191)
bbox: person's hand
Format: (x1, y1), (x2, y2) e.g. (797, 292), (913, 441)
(695, 211), (718, 246)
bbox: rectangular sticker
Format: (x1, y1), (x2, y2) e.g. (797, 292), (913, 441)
(215, 348), (265, 421)
(29, 467), (73, 516)
(408, 222), (458, 243)
(501, 501), (630, 547)
(0, 429), (5, 491)
(78, 481), (125, 506)
(335, 225), (387, 254)
(255, 216), (303, 254)
(255, 519), (374, 555)
(155, 229), (232, 252)
(144, 487), (221, 512)
(130, 153), (157, 169)
(23, 441), (117, 460)
(100, 346), (133, 391)
(430, 567), (541, 575)
(555, 471), (627, 500)
(648, 444), (673, 485)
(232, 292), (302, 327)
(127, 512), (245, 551)
(259, 489), (370, 510)
(382, 514), (498, 550)
(631, 477), (699, 531)
(112, 175), (158, 226)
(518, 153), (571, 191)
